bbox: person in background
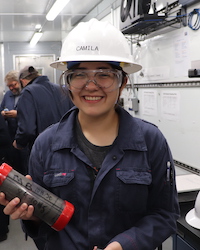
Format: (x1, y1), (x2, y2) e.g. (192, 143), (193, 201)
(0, 70), (28, 175)
(0, 115), (12, 242)
(0, 19), (179, 250)
(13, 65), (73, 151)
(1, 70), (21, 138)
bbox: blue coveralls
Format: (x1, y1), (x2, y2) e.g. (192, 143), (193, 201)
(0, 90), (29, 174)
(0, 90), (18, 139)
(15, 75), (73, 149)
(24, 106), (179, 250)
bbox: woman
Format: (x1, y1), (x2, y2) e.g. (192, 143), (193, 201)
(0, 19), (179, 250)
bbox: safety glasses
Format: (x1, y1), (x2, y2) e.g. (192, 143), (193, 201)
(63, 69), (123, 92)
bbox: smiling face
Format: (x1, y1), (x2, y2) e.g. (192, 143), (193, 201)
(68, 62), (126, 119)
(7, 80), (21, 95)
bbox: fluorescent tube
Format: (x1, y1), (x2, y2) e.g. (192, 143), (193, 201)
(30, 32), (43, 46)
(46, 0), (70, 21)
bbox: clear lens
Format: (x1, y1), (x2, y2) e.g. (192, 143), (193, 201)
(64, 69), (122, 92)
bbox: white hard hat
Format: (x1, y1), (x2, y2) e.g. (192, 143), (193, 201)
(185, 191), (200, 229)
(50, 18), (142, 74)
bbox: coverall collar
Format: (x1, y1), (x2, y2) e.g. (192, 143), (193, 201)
(51, 106), (147, 152)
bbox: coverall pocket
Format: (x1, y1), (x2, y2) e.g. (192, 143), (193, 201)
(43, 171), (74, 187)
(43, 171), (75, 200)
(116, 169), (152, 212)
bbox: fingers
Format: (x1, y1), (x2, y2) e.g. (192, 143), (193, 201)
(0, 192), (9, 206)
(6, 199), (34, 220)
(13, 140), (23, 150)
(4, 110), (16, 118)
(0, 194), (34, 220)
(8, 202), (34, 220)
(3, 197), (21, 216)
(25, 175), (32, 181)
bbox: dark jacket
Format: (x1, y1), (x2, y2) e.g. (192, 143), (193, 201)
(0, 115), (12, 165)
(23, 106), (179, 250)
(0, 90), (18, 139)
(15, 75), (73, 149)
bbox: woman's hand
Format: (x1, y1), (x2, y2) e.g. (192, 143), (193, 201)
(0, 193), (35, 220)
(0, 175), (40, 222)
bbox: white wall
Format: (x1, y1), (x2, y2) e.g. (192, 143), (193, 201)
(120, 2), (200, 170)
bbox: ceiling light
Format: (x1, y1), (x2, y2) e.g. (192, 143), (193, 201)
(35, 24), (42, 29)
(46, 0), (70, 21)
(30, 31), (43, 46)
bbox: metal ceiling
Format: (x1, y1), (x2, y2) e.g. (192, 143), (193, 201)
(0, 0), (107, 43)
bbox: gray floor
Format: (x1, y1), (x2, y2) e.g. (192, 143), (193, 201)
(163, 237), (173, 250)
(0, 219), (37, 250)
(0, 218), (173, 250)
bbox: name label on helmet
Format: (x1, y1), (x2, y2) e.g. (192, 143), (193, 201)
(76, 45), (99, 52)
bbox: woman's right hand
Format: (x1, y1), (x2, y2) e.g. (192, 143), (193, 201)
(0, 174), (40, 222)
(0, 192), (37, 221)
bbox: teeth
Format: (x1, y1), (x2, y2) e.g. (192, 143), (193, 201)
(85, 96), (101, 101)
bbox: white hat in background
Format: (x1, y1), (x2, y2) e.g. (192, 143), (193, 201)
(186, 191), (200, 229)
